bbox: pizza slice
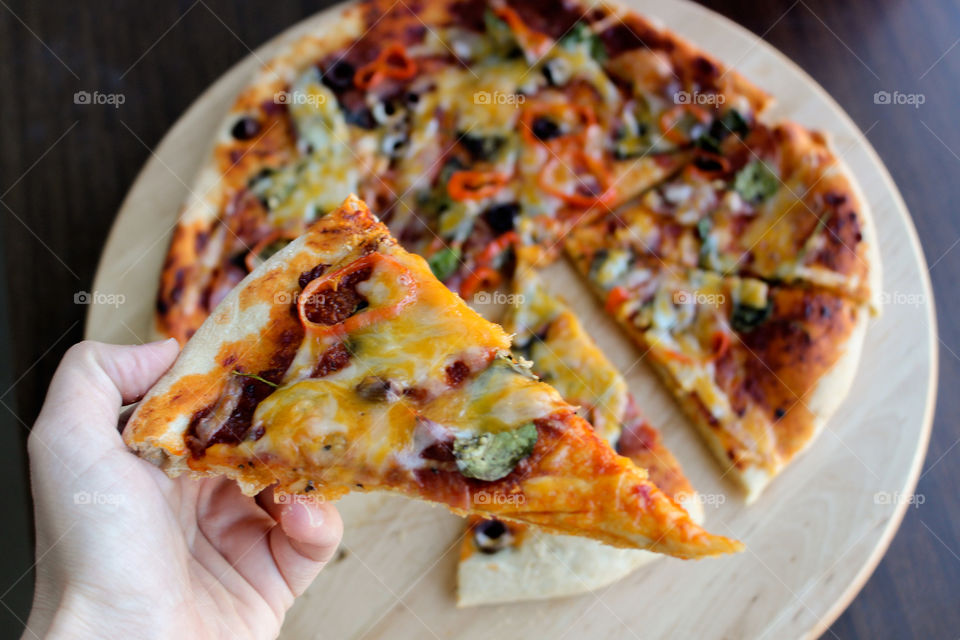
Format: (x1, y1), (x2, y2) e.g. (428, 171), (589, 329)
(567, 254), (867, 501)
(566, 122), (881, 309)
(458, 273), (704, 605)
(125, 195), (739, 558)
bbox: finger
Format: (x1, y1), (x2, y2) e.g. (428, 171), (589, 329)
(83, 339), (180, 404)
(261, 491), (342, 596)
(33, 340), (179, 452)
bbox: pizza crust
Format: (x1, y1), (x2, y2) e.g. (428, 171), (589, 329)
(672, 306), (869, 503)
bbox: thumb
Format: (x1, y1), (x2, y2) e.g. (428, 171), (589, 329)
(261, 491), (343, 597)
(32, 340), (180, 454)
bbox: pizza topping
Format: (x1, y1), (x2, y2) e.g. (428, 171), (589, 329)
(453, 422), (538, 481)
(481, 202), (520, 235)
(231, 116), (261, 141)
(733, 160), (779, 203)
(473, 518), (515, 553)
(427, 247), (461, 281)
(354, 43), (418, 91)
(298, 264), (329, 288)
(297, 253), (417, 339)
(321, 59), (356, 91)
(447, 170), (511, 201)
(559, 21), (606, 62)
(731, 298), (773, 333)
(355, 375), (402, 402)
(658, 104), (712, 146)
(538, 151), (615, 208)
(231, 370), (279, 388)
(311, 342), (352, 378)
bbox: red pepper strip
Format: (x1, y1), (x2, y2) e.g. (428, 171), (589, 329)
(538, 151), (616, 208)
(477, 231), (518, 265)
(658, 104), (712, 145)
(705, 330), (730, 362)
(604, 285), (630, 314)
(520, 103), (597, 148)
(448, 170), (511, 201)
(459, 266), (502, 300)
(297, 253), (417, 339)
(354, 43), (418, 91)
(244, 230), (299, 273)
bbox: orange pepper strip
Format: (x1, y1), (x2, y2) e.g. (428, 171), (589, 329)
(660, 347), (695, 364)
(459, 266), (502, 300)
(658, 104), (712, 145)
(448, 170), (511, 201)
(354, 43), (418, 91)
(297, 253), (417, 339)
(538, 151), (616, 208)
(604, 285), (630, 314)
(520, 103), (597, 148)
(244, 230), (299, 273)
(705, 330), (731, 362)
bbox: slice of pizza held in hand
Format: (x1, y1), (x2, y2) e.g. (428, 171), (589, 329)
(124, 195), (741, 559)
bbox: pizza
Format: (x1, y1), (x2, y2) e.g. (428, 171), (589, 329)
(562, 255), (868, 500)
(139, 0), (882, 598)
(154, 0), (772, 343)
(458, 273), (703, 605)
(126, 196), (740, 558)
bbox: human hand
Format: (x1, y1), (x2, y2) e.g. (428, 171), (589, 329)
(26, 340), (342, 639)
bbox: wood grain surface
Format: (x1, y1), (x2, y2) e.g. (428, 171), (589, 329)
(0, 1), (957, 638)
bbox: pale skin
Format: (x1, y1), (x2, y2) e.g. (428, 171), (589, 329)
(26, 340), (343, 639)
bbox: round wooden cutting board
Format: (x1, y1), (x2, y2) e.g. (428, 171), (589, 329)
(87, 1), (937, 638)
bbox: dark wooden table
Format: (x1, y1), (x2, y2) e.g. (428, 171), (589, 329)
(1, 1), (957, 637)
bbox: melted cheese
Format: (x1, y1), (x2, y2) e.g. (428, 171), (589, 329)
(241, 250), (570, 475)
